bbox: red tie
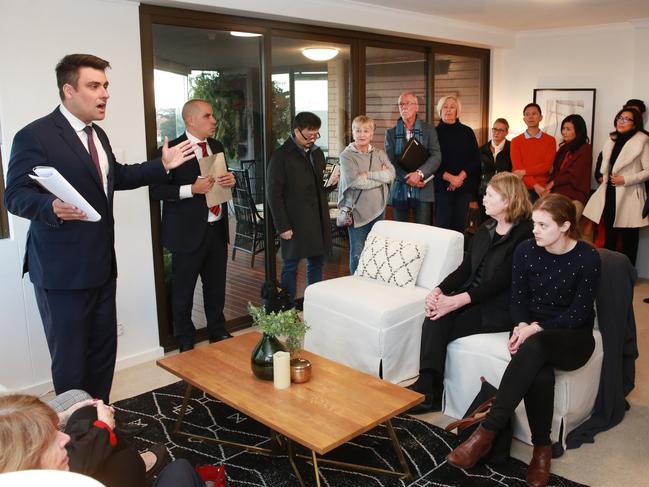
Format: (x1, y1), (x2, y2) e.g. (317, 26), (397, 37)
(84, 125), (103, 180)
(197, 141), (220, 218)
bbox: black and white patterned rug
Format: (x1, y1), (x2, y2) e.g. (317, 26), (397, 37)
(113, 381), (586, 487)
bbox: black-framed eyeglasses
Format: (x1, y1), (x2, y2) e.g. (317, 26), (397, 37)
(298, 128), (321, 140)
(616, 116), (634, 124)
(491, 127), (507, 133)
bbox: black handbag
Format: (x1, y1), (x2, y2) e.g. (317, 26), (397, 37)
(260, 280), (292, 312)
(445, 376), (512, 465)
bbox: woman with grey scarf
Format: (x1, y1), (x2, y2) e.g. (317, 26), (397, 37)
(338, 115), (395, 274)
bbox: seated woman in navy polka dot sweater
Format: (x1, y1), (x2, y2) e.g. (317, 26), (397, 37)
(447, 194), (601, 487)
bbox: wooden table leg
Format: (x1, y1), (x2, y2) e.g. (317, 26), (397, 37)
(311, 450), (322, 487)
(386, 419), (412, 480)
(286, 439), (306, 487)
(173, 382), (193, 435)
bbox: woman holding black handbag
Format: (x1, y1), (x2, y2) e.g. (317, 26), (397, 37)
(338, 115), (395, 274)
(447, 194), (601, 487)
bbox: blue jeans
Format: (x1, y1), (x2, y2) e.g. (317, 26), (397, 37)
(391, 201), (432, 225)
(280, 255), (324, 305)
(348, 213), (383, 274)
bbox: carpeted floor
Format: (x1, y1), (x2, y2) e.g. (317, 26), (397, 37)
(113, 381), (586, 487)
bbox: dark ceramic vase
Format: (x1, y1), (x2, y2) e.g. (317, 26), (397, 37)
(251, 333), (287, 380)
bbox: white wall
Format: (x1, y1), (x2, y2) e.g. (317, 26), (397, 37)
(490, 22), (649, 277)
(0, 0), (163, 394)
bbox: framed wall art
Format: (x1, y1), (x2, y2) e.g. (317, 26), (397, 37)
(533, 88), (596, 142)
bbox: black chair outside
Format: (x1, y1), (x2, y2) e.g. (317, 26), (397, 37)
(324, 156), (347, 249)
(231, 168), (266, 267)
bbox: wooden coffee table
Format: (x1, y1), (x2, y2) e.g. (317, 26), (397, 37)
(157, 331), (423, 486)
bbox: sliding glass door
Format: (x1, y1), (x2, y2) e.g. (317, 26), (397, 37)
(149, 24), (266, 346)
(140, 5), (490, 348)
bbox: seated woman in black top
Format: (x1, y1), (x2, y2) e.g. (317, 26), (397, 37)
(0, 394), (204, 487)
(407, 172), (533, 413)
(447, 193), (601, 487)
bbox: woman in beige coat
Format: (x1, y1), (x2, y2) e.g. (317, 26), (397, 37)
(583, 108), (649, 264)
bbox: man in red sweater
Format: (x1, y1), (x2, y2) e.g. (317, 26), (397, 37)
(511, 102), (556, 201)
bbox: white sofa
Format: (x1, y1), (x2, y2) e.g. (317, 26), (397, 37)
(443, 329), (604, 447)
(303, 220), (464, 383)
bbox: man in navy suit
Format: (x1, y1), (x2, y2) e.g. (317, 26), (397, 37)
(4, 54), (195, 401)
(151, 99), (236, 352)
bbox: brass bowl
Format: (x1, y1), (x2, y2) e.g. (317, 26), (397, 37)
(290, 358), (312, 383)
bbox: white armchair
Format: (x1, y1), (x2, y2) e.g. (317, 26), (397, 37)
(443, 329), (604, 447)
(303, 220), (464, 383)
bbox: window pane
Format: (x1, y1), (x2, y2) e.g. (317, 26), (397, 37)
(152, 24), (266, 329)
(365, 47), (427, 150)
(433, 53), (485, 143)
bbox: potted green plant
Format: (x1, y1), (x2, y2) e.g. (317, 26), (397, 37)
(248, 303), (309, 380)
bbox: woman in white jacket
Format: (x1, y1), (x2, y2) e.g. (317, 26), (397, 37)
(338, 115), (395, 274)
(583, 107), (649, 264)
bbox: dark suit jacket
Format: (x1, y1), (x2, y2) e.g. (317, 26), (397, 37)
(438, 218), (533, 330)
(266, 137), (331, 260)
(4, 107), (167, 290)
(150, 134), (229, 253)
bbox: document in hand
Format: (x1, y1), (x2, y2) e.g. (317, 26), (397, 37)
(198, 153), (233, 208)
(29, 166), (101, 222)
(323, 161), (340, 188)
(399, 137), (429, 173)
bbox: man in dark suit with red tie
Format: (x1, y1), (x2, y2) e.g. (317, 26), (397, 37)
(150, 99), (236, 352)
(4, 54), (195, 401)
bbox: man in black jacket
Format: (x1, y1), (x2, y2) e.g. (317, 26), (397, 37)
(266, 112), (333, 305)
(150, 99), (236, 351)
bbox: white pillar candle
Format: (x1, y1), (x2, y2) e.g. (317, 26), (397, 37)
(273, 351), (291, 390)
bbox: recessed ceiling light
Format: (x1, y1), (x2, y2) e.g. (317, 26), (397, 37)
(230, 31), (262, 37)
(302, 48), (339, 61)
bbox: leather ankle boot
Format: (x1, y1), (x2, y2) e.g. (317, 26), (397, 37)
(526, 445), (552, 487)
(446, 425), (497, 469)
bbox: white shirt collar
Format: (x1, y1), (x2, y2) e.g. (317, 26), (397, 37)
(185, 130), (207, 144)
(524, 129), (543, 139)
(59, 104), (89, 132)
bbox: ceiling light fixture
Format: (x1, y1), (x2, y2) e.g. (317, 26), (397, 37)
(230, 31), (262, 37)
(302, 48), (339, 61)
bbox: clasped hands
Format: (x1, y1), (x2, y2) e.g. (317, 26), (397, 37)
(57, 398), (115, 429)
(444, 171), (466, 191)
(424, 287), (470, 320)
(508, 322), (542, 354)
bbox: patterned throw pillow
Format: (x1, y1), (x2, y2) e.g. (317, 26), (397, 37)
(355, 233), (427, 288)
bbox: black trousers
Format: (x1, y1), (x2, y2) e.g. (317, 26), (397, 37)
(434, 191), (473, 233)
(171, 219), (228, 346)
(602, 184), (639, 264)
(484, 329), (595, 446)
(155, 459), (205, 487)
(34, 278), (117, 403)
(420, 305), (511, 375)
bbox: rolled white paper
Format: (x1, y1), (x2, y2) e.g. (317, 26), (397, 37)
(273, 351), (291, 390)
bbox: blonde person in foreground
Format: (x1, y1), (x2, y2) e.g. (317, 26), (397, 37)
(0, 394), (205, 487)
